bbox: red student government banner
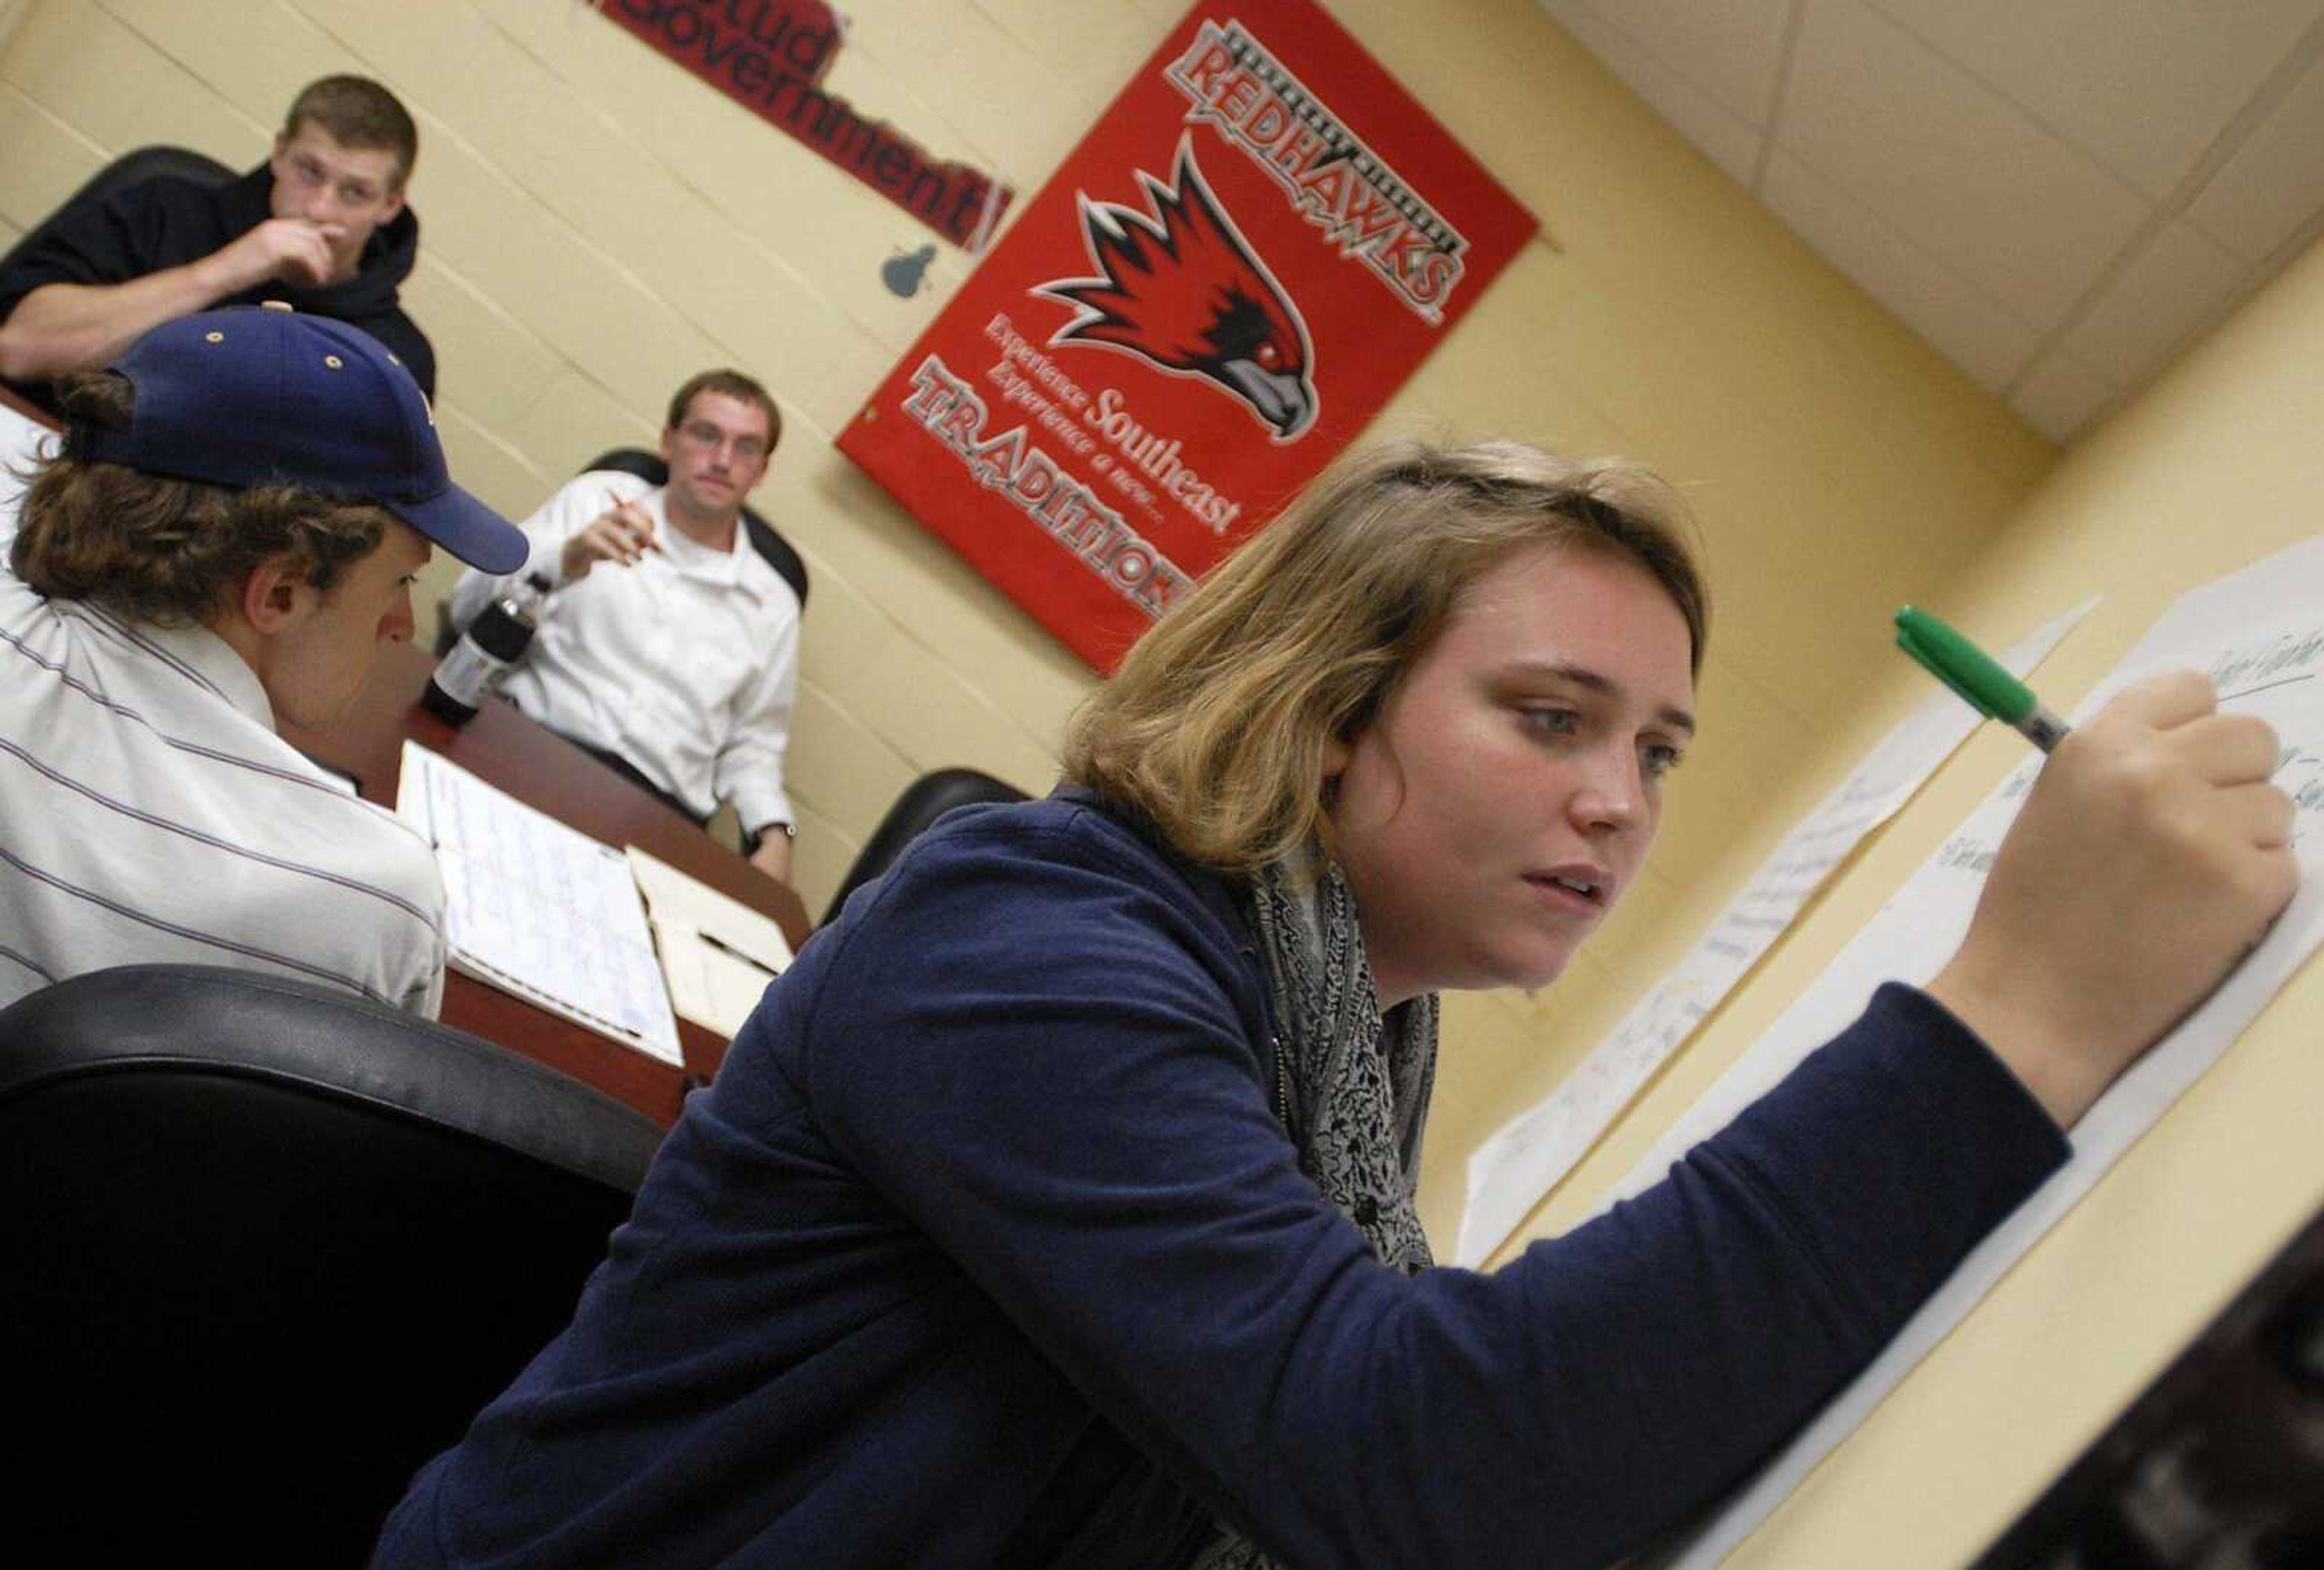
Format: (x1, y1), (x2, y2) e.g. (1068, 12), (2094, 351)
(836, 0), (1537, 671)
(597, 0), (1013, 249)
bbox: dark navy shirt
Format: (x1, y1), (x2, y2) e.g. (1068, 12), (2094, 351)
(0, 163), (433, 412)
(376, 792), (2066, 1568)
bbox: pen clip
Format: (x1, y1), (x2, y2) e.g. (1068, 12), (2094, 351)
(1896, 623), (1998, 720)
(1895, 604), (2042, 725)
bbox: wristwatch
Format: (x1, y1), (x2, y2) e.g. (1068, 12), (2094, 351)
(743, 820), (795, 855)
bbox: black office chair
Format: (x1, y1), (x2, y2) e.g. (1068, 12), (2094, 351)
(0, 964), (661, 1560)
(433, 446), (812, 654)
(0, 146), (238, 414)
(824, 766), (1031, 926)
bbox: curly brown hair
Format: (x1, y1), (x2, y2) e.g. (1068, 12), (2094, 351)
(1062, 439), (1709, 872)
(11, 371), (395, 626)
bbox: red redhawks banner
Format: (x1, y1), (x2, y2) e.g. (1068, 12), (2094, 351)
(837, 0), (1537, 670)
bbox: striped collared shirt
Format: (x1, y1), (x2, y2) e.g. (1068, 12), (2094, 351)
(1, 564), (447, 1015)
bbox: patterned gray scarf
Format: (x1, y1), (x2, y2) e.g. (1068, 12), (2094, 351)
(1190, 856), (1440, 1569)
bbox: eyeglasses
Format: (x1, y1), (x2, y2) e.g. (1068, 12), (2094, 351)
(675, 420), (772, 463)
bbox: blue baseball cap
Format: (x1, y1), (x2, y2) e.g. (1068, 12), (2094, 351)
(76, 305), (527, 573)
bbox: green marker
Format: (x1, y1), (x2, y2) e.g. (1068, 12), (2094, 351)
(1896, 605), (2071, 754)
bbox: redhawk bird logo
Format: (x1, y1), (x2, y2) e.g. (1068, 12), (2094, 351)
(1037, 139), (1318, 442)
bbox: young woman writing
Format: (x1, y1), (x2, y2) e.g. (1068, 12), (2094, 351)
(378, 441), (2293, 1569)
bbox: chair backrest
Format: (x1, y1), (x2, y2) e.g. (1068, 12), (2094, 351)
(1, 146), (238, 412)
(0, 964), (661, 1561)
(582, 447), (810, 609)
(824, 766), (1031, 926)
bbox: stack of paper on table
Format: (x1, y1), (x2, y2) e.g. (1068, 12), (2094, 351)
(396, 741), (682, 1065)
(626, 846), (794, 1038)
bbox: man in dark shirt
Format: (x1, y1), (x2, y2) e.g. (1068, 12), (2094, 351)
(0, 75), (434, 410)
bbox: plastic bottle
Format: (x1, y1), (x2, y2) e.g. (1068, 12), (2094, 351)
(423, 572), (553, 724)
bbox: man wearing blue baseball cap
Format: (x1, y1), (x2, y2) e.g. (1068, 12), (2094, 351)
(0, 305), (525, 1017)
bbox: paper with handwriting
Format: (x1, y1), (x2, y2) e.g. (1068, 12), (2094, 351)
(1620, 536), (2324, 1565)
(1456, 600), (2097, 1265)
(396, 741), (681, 1064)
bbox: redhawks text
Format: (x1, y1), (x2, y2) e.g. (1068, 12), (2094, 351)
(1166, 19), (1465, 321)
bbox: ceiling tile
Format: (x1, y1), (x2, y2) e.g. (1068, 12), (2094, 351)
(2187, 47), (2324, 263)
(1534, 0), (1794, 126)
(1867, 0), (2324, 199)
(1761, 149), (2038, 389)
(2063, 222), (2251, 387)
(1776, 0), (2150, 330)
(1541, 1), (1765, 185)
(2010, 350), (2117, 444)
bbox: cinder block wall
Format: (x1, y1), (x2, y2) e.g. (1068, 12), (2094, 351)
(0, 0), (2055, 1247)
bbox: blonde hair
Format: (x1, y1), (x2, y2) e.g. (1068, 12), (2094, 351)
(1062, 439), (1708, 872)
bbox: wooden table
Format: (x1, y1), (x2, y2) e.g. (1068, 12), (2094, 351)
(284, 642), (813, 1126)
(0, 381), (51, 421)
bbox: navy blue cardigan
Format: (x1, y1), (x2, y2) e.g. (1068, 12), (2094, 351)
(376, 792), (2066, 1568)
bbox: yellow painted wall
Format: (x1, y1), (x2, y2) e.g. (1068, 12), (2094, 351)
(1, 1), (2080, 1497)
